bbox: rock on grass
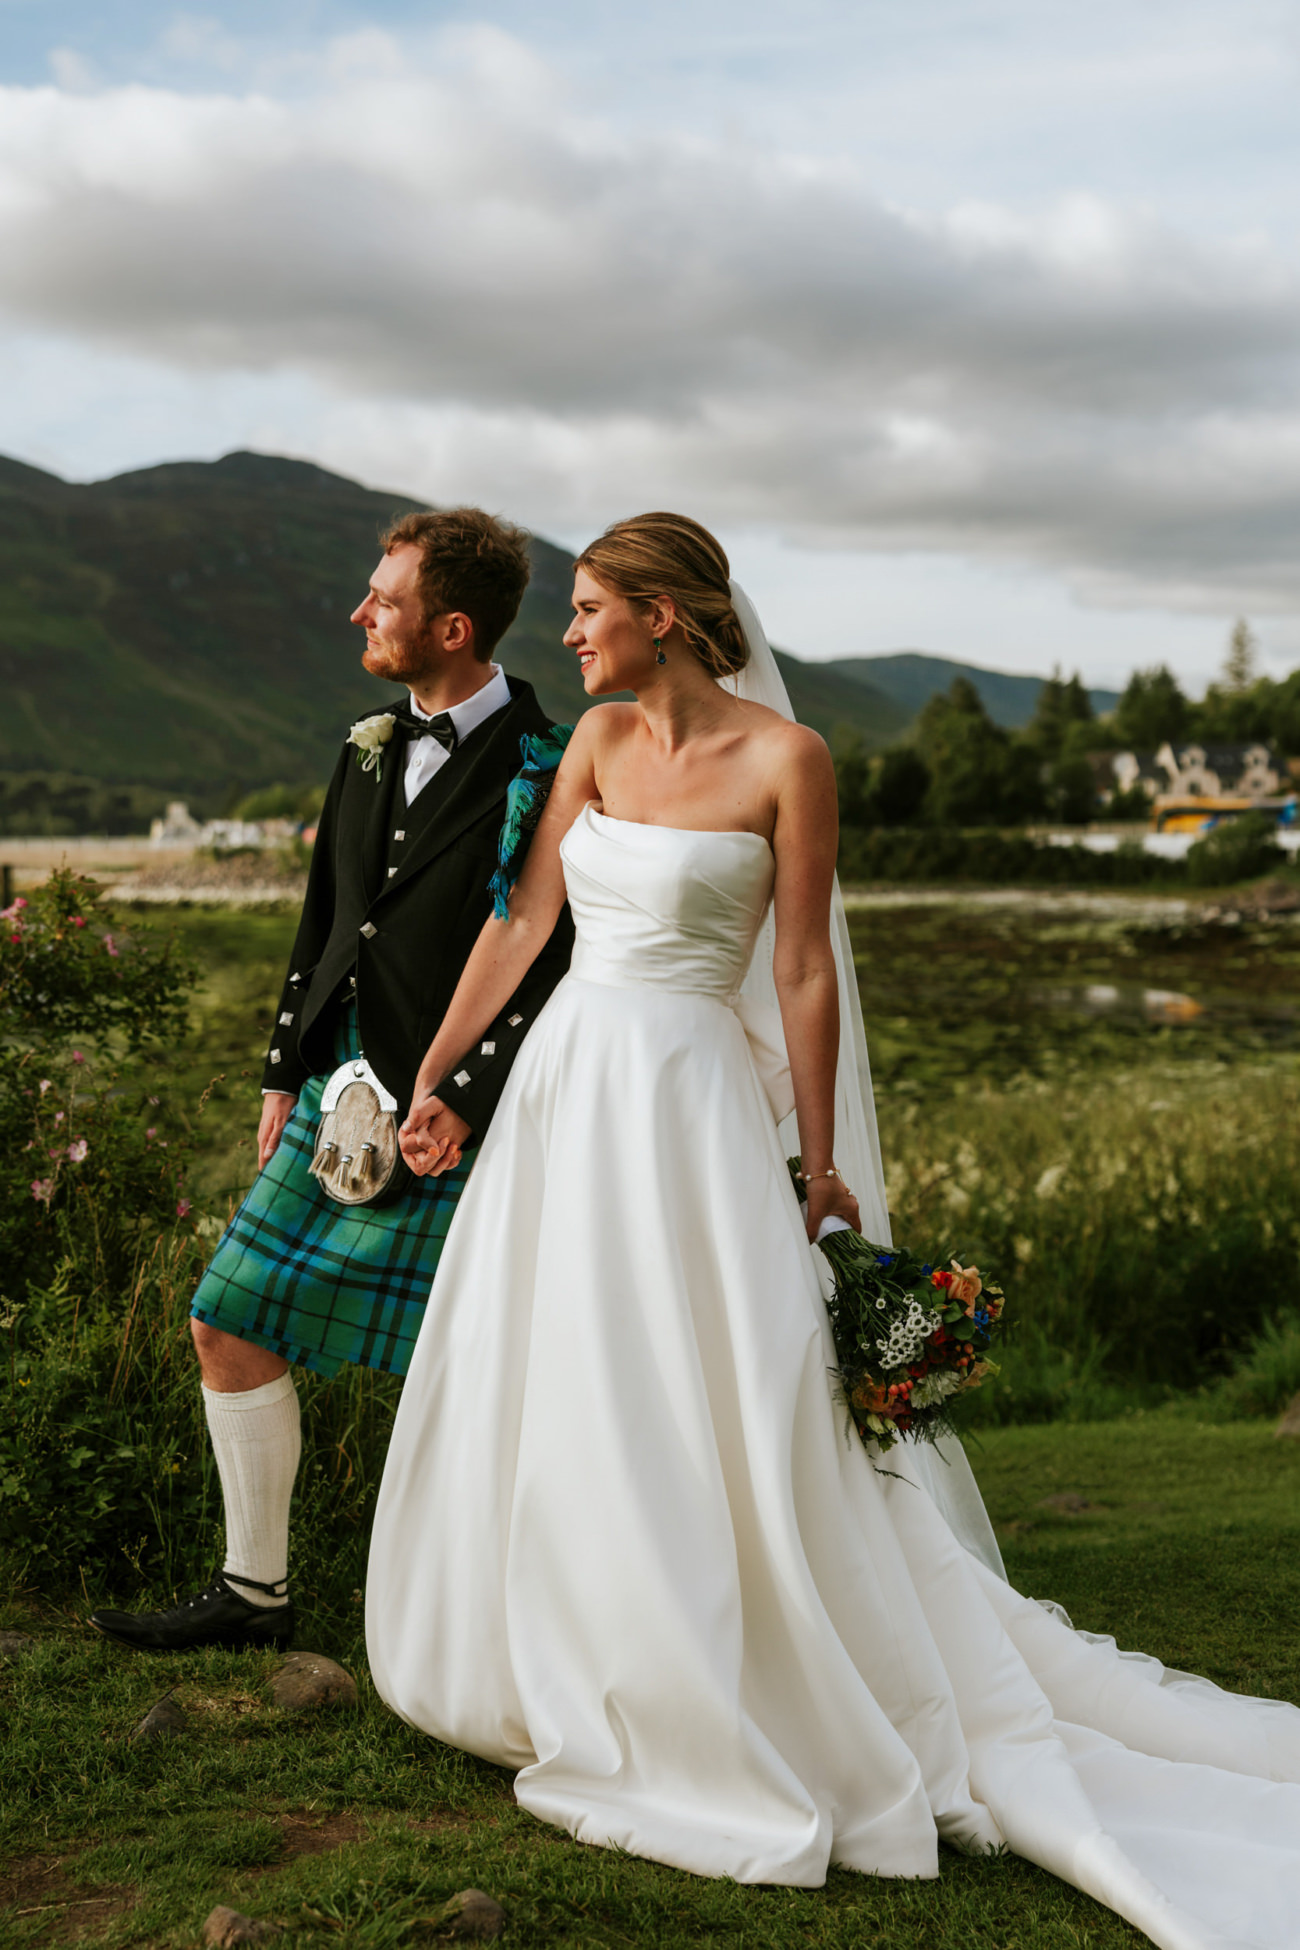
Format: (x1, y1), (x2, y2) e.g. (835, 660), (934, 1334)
(132, 1693), (188, 1742)
(0, 1632), (34, 1662)
(202, 1905), (276, 1946)
(429, 1889), (507, 1940)
(268, 1652), (358, 1713)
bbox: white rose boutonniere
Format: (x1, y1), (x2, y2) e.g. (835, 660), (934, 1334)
(347, 712), (397, 781)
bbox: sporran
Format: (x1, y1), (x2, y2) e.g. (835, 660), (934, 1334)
(309, 1057), (412, 1206)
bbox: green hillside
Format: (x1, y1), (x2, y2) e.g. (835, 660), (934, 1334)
(0, 451), (472, 797)
(830, 651), (1119, 729)
(0, 450), (905, 813)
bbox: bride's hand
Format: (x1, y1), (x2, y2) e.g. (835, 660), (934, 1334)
(804, 1173), (861, 1241)
(400, 1093), (470, 1176)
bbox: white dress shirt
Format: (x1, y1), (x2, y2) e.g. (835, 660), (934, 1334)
(403, 664), (511, 805)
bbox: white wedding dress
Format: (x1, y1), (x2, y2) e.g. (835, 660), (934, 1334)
(368, 803), (1300, 1949)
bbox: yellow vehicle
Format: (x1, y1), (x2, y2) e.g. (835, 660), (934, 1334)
(1153, 794), (1297, 834)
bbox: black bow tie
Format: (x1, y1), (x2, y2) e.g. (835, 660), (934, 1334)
(392, 702), (458, 753)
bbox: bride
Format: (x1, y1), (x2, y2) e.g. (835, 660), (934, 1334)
(368, 512), (1300, 1948)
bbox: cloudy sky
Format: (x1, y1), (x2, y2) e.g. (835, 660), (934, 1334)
(2, 0), (1299, 687)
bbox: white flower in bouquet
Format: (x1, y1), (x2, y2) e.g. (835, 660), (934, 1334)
(910, 1371), (964, 1409)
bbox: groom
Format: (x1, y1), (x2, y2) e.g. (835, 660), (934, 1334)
(91, 507), (573, 1652)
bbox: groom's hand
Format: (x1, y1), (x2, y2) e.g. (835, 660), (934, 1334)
(400, 1094), (471, 1177)
(257, 1091), (297, 1170)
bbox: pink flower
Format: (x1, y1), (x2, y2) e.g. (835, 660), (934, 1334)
(145, 1126), (157, 1139)
(71, 1050), (85, 1064)
(176, 1198), (192, 1219)
(38, 1079), (52, 1095)
(71, 916), (86, 929)
(53, 1110), (65, 1125)
(48, 1146), (62, 1158)
(30, 1178), (53, 1204)
(9, 934), (19, 945)
(1, 897), (27, 918)
(67, 1139), (88, 1163)
(103, 934), (119, 958)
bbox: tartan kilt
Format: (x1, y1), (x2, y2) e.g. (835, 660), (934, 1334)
(190, 1005), (471, 1378)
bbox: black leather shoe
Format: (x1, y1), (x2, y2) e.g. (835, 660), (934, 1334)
(89, 1575), (295, 1652)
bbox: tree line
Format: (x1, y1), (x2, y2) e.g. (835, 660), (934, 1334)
(835, 621), (1300, 832)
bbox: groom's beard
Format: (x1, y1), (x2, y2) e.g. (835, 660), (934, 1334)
(361, 624), (441, 686)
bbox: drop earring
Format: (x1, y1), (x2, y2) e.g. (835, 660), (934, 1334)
(654, 638), (667, 665)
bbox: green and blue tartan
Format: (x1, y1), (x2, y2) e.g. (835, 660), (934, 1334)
(190, 1004), (471, 1378)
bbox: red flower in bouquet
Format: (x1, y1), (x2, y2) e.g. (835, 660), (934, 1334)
(788, 1159), (1007, 1454)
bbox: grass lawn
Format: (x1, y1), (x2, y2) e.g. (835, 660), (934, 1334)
(4, 1416), (1298, 1949)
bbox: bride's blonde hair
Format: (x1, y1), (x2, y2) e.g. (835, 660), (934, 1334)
(575, 513), (750, 680)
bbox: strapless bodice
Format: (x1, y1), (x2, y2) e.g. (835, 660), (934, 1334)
(559, 805), (775, 1000)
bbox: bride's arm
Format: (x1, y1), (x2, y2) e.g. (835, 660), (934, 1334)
(401, 714), (602, 1166)
(769, 728), (861, 1240)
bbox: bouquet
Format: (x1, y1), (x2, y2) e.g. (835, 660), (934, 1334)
(789, 1159), (1006, 1452)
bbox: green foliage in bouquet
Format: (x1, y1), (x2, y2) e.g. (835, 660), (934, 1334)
(790, 1159), (1006, 1451)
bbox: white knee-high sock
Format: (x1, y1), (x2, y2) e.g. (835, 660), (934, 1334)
(202, 1372), (301, 1608)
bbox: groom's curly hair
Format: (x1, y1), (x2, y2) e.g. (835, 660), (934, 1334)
(575, 513), (749, 680)
(380, 507), (532, 662)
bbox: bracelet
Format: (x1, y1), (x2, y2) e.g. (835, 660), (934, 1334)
(799, 1166), (845, 1187)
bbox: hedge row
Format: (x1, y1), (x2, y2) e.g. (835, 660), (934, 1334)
(837, 818), (1294, 888)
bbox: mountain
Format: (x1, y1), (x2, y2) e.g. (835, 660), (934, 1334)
(827, 651), (1120, 729)
(0, 450), (905, 806)
(768, 651), (908, 746)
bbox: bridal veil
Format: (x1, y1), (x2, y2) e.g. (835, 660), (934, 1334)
(726, 579), (1005, 1575)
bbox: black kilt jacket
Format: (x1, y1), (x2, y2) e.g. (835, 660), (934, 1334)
(261, 675), (574, 1140)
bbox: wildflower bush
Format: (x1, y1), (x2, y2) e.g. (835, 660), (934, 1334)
(0, 871), (207, 1583)
(879, 1063), (1300, 1414)
(1, 872), (401, 1608)
(4, 1231), (400, 1609)
(0, 870), (195, 1297)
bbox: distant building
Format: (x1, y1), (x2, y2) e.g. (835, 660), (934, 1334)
(150, 801), (203, 843)
(1111, 752), (1166, 800)
(149, 801), (298, 848)
(1155, 741), (1282, 797)
(1111, 742), (1283, 802)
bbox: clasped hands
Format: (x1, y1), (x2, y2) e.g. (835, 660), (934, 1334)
(400, 1092), (472, 1177)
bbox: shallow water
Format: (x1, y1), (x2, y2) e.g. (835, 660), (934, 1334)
(847, 898), (1300, 1094)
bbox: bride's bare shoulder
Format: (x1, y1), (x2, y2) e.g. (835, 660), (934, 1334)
(741, 701), (831, 773)
(575, 703), (639, 739)
(564, 704), (638, 758)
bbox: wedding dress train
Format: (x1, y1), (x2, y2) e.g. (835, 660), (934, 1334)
(367, 804), (1300, 1949)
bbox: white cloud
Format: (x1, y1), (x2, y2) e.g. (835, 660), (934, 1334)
(1, 25), (1300, 625)
(46, 47), (98, 94)
(158, 13), (246, 72)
